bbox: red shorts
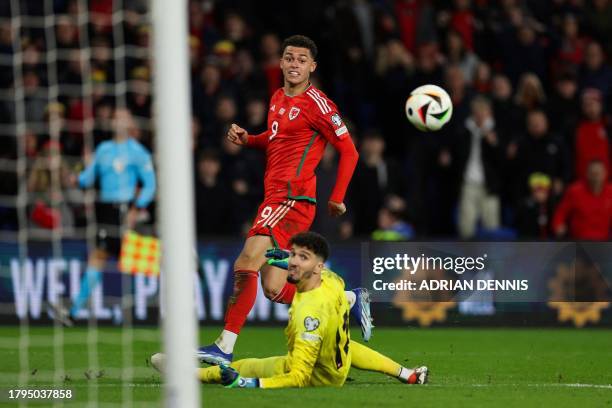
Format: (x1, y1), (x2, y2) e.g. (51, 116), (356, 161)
(247, 198), (316, 248)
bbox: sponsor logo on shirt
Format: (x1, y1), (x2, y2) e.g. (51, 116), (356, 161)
(279, 108), (286, 115)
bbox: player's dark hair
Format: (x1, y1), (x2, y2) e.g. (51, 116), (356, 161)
(281, 35), (318, 60)
(289, 231), (329, 261)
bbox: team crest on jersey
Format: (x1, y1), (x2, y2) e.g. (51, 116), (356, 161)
(331, 113), (343, 127)
(289, 107), (301, 120)
(304, 316), (320, 331)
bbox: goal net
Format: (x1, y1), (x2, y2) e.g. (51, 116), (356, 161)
(0, 0), (198, 405)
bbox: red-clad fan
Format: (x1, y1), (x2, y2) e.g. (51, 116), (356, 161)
(198, 35), (371, 366)
(553, 160), (612, 240)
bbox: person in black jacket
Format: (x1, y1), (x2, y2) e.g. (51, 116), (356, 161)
(451, 96), (504, 239)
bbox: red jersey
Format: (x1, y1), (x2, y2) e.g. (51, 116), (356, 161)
(246, 85), (358, 204)
(552, 181), (612, 240)
(575, 120), (610, 180)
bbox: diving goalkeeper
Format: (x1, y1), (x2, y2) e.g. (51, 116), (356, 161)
(152, 231), (427, 388)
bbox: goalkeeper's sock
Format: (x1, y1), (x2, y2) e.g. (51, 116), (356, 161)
(70, 266), (102, 316)
(397, 366), (415, 382)
(271, 282), (296, 304)
(345, 290), (356, 308)
(223, 269), (259, 341)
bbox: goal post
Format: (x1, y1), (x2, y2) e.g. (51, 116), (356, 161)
(151, 0), (200, 407)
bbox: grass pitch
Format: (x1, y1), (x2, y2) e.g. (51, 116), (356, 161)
(0, 326), (610, 407)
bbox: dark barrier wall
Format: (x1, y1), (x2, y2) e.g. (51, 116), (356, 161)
(0, 239), (610, 327)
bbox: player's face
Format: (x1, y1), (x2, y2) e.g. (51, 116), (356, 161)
(113, 108), (137, 139)
(280, 46), (316, 87)
(287, 244), (323, 284)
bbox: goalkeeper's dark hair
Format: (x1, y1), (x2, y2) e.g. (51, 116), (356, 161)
(281, 35), (318, 60)
(289, 231), (329, 261)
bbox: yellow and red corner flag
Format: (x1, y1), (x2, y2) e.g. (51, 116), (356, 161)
(119, 231), (161, 276)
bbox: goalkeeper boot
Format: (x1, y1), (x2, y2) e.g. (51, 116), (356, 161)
(150, 353), (165, 373)
(405, 366), (429, 385)
(350, 288), (374, 341)
(197, 344), (233, 366)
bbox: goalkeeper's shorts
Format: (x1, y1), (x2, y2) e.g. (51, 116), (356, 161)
(247, 197), (315, 248)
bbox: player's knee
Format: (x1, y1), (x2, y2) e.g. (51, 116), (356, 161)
(262, 283), (281, 301)
(234, 251), (261, 270)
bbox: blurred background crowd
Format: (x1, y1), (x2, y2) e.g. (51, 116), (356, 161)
(0, 0), (610, 241)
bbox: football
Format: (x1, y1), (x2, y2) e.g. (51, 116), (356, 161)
(405, 84), (453, 131)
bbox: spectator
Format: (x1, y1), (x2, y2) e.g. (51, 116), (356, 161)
(59, 50), (85, 86)
(554, 14), (586, 69)
(244, 97), (267, 135)
(234, 49), (267, 99)
(23, 69), (47, 125)
(202, 94), (238, 145)
(579, 41), (612, 103)
(584, 0), (612, 57)
(394, 0), (436, 54)
(444, 64), (474, 134)
(259, 33), (282, 99)
(90, 36), (114, 84)
(375, 38), (414, 154)
(195, 149), (231, 235)
(547, 71), (580, 147)
(473, 61), (492, 94)
(219, 135), (263, 233)
(55, 15), (79, 49)
(490, 74), (521, 138)
(451, 96), (502, 239)
(502, 22), (549, 83)
(27, 140), (76, 232)
(193, 61), (227, 126)
(349, 130), (405, 236)
(444, 29), (479, 83)
(552, 160), (612, 240)
(515, 173), (554, 239)
(511, 110), (570, 202)
(513, 72), (547, 133)
(372, 196), (414, 241)
(574, 89), (610, 180)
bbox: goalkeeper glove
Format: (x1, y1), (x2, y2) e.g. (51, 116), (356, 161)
(220, 364), (260, 389)
(265, 248), (290, 270)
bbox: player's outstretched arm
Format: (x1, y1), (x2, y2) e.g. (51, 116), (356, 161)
(226, 123), (249, 145)
(328, 136), (358, 217)
(227, 123), (270, 150)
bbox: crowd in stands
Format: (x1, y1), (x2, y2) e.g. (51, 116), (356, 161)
(0, 0), (610, 240)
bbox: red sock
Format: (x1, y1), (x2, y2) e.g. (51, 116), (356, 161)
(272, 282), (296, 304)
(224, 269), (259, 334)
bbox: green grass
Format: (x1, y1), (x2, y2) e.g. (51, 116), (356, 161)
(0, 326), (611, 407)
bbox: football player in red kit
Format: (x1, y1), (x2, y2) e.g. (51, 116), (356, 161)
(198, 35), (372, 365)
